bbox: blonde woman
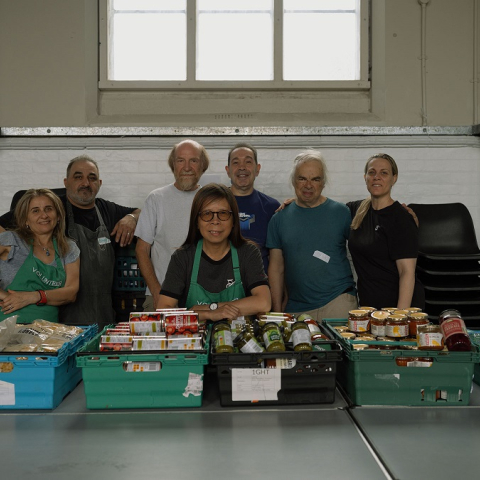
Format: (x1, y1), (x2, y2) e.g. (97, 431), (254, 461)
(0, 189), (80, 323)
(347, 154), (424, 310)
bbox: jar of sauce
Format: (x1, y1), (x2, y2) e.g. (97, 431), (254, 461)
(408, 312), (429, 337)
(291, 321), (312, 352)
(348, 309), (370, 333)
(262, 322), (286, 352)
(385, 314), (409, 339)
(417, 324), (444, 351)
(236, 330), (265, 353)
(213, 321), (234, 353)
(381, 307), (397, 314)
(438, 312), (472, 351)
(359, 306), (376, 315)
(370, 310), (389, 337)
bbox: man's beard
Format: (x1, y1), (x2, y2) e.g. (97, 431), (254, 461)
(175, 175), (199, 191)
(69, 188), (96, 206)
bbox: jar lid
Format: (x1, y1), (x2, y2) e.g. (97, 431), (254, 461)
(393, 309), (410, 315)
(371, 310), (389, 320)
(387, 314), (408, 321)
(348, 309), (370, 318)
(408, 312), (429, 320)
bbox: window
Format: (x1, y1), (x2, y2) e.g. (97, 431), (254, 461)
(99, 0), (369, 90)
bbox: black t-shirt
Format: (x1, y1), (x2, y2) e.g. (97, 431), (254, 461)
(161, 242), (269, 308)
(0, 194), (136, 251)
(347, 200), (424, 309)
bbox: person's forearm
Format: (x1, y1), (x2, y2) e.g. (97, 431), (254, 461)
(40, 287), (77, 306)
(136, 241), (161, 297)
(397, 274), (415, 309)
(220, 293), (271, 317)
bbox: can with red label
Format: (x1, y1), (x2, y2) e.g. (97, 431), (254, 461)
(164, 313), (199, 335)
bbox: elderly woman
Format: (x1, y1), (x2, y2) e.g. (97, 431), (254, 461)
(347, 153), (424, 309)
(0, 189), (80, 323)
(157, 183), (271, 322)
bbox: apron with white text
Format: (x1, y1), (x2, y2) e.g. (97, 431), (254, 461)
(2, 239), (65, 324)
(185, 240), (246, 308)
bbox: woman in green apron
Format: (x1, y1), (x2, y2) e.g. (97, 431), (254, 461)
(0, 189), (80, 324)
(157, 183), (271, 322)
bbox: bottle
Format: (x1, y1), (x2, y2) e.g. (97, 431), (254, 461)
(347, 309), (370, 333)
(438, 310), (472, 352)
(261, 322), (286, 352)
(213, 321), (234, 353)
(236, 329), (265, 353)
(291, 321), (312, 352)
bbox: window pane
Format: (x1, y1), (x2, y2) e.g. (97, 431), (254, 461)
(196, 0), (273, 81)
(111, 1), (186, 81)
(283, 0), (359, 81)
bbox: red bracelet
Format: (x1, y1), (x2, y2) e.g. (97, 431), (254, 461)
(36, 290), (48, 306)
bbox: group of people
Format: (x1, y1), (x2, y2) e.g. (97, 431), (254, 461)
(0, 140), (424, 327)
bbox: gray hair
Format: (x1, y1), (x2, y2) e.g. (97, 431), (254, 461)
(290, 150), (328, 188)
(66, 155), (100, 177)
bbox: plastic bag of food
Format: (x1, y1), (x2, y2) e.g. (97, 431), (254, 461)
(0, 315), (18, 352)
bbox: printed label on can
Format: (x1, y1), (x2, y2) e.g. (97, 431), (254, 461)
(348, 318), (370, 332)
(385, 324), (409, 337)
(418, 332), (443, 348)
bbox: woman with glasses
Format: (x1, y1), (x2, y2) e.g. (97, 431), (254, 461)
(347, 154), (424, 310)
(157, 183), (271, 321)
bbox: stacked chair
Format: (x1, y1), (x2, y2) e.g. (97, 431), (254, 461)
(409, 203), (480, 328)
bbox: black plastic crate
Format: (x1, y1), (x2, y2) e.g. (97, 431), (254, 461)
(211, 341), (342, 406)
(114, 256), (146, 292)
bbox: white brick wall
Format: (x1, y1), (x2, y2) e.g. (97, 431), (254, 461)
(1, 135), (480, 242)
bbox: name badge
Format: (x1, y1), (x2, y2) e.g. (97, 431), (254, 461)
(313, 250), (330, 263)
(98, 237), (111, 246)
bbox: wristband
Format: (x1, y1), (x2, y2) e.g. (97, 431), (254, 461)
(36, 290), (48, 306)
(127, 213), (137, 222)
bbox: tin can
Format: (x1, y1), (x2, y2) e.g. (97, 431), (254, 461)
(164, 313), (199, 335)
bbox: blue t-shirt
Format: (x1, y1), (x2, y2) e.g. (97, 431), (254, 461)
(235, 189), (280, 271)
(266, 198), (356, 313)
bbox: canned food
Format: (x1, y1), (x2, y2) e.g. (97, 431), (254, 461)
(291, 321), (312, 352)
(348, 309), (370, 333)
(370, 310), (389, 337)
(385, 314), (409, 339)
(262, 322), (286, 352)
(408, 312), (429, 337)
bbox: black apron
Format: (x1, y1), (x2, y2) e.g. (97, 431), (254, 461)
(59, 201), (115, 328)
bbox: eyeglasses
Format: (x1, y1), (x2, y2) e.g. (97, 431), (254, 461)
(198, 210), (233, 222)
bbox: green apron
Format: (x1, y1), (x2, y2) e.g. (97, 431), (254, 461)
(185, 239), (246, 308)
(2, 239), (66, 324)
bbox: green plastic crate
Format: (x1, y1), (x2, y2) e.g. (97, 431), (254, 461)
(76, 327), (210, 409)
(323, 319), (480, 406)
(469, 330), (480, 386)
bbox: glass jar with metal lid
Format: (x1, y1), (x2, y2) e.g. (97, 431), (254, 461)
(213, 321), (234, 353)
(261, 322), (286, 352)
(348, 309), (370, 333)
(408, 312), (429, 337)
(416, 324), (444, 351)
(291, 321), (312, 352)
(236, 329), (265, 353)
(370, 310), (389, 337)
(385, 314), (409, 339)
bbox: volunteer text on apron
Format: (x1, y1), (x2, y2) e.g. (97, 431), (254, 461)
(185, 239), (246, 308)
(2, 239), (66, 324)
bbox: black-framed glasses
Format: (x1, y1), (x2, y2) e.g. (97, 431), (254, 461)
(198, 210), (233, 222)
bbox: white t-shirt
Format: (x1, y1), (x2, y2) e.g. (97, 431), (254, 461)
(135, 183), (199, 296)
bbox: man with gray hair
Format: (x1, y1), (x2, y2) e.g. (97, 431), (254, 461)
(266, 150), (357, 321)
(135, 139), (210, 311)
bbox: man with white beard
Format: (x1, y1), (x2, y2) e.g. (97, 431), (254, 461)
(135, 139), (210, 311)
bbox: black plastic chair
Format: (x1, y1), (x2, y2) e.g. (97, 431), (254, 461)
(408, 203), (480, 260)
(10, 188), (66, 211)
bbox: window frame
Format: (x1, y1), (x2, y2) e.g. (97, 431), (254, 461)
(99, 0), (370, 91)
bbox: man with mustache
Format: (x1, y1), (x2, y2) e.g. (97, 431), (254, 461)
(135, 139), (210, 311)
(0, 155), (140, 327)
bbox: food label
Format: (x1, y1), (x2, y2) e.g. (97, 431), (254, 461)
(263, 329), (281, 347)
(371, 324), (386, 336)
(440, 318), (467, 340)
(291, 328), (311, 347)
(214, 330), (233, 347)
(385, 324), (409, 337)
(124, 362), (161, 372)
(348, 318), (370, 333)
(240, 338), (264, 353)
(417, 332), (443, 348)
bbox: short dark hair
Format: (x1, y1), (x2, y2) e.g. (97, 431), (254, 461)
(227, 143), (258, 165)
(66, 155), (100, 177)
(183, 183), (247, 249)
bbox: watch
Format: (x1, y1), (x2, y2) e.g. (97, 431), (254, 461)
(209, 302), (218, 311)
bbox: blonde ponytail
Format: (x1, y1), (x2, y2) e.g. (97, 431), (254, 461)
(351, 198), (371, 230)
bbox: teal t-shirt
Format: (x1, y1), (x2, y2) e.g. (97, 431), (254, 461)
(266, 198), (356, 313)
